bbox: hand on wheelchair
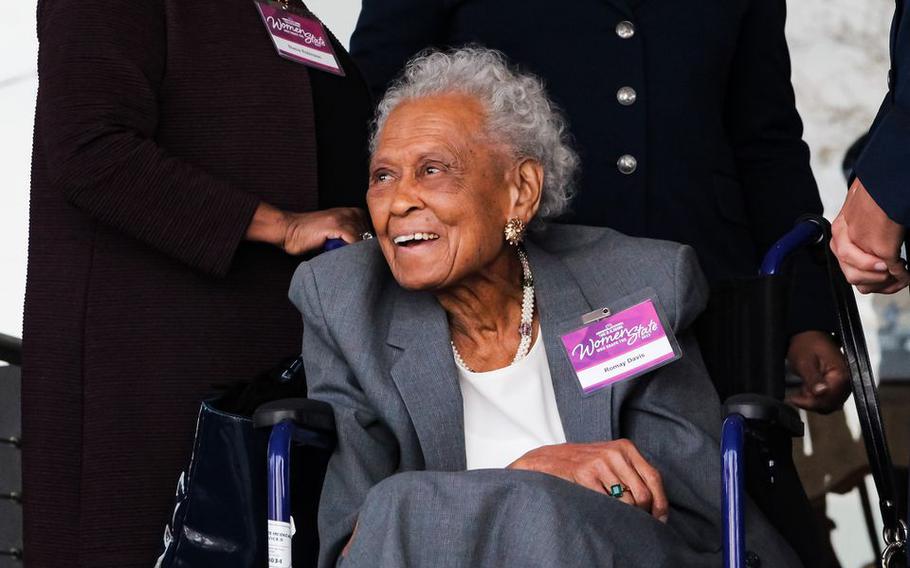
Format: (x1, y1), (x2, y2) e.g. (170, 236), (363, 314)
(786, 330), (851, 414)
(507, 439), (669, 523)
(831, 178), (910, 294)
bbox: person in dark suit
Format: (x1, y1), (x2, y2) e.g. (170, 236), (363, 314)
(22, 0), (371, 565)
(349, 0), (850, 415)
(831, 0), (910, 294)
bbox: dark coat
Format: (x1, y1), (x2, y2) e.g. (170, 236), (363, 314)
(854, 0), (910, 225)
(351, 0), (833, 334)
(21, 0), (371, 565)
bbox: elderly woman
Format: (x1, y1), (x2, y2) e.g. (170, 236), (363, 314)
(291, 47), (799, 567)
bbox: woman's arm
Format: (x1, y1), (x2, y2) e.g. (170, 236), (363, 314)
(852, 1), (910, 227)
(38, 0), (256, 276)
(37, 0), (365, 276)
(290, 261), (399, 567)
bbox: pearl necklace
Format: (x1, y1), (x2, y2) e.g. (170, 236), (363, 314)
(452, 247), (535, 373)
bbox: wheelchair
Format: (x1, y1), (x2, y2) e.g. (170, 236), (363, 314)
(706, 216), (907, 568)
(158, 220), (907, 568)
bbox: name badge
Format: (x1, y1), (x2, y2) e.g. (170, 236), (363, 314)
(254, 1), (345, 76)
(560, 298), (681, 394)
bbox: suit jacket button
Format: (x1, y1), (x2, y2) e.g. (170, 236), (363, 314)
(617, 86), (637, 106)
(745, 550), (761, 568)
(616, 20), (636, 39)
(617, 154), (638, 174)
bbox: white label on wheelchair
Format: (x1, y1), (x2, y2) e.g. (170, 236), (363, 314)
(268, 518), (295, 567)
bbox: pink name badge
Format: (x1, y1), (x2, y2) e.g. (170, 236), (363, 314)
(560, 299), (681, 394)
(254, 1), (345, 76)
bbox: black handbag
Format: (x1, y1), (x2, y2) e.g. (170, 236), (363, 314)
(155, 357), (330, 568)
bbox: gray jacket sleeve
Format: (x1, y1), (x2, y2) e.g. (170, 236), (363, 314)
(290, 262), (400, 568)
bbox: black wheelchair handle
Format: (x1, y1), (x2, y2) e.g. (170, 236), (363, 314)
(801, 215), (903, 545)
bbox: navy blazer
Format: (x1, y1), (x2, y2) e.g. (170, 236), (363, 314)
(854, 0), (910, 226)
(351, 0), (833, 334)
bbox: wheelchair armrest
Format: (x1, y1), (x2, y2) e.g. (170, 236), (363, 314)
(723, 393), (804, 438)
(253, 397), (336, 436)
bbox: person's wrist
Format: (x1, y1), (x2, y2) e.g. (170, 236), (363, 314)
(246, 202), (291, 249)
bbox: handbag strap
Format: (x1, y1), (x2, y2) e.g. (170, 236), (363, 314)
(810, 216), (907, 566)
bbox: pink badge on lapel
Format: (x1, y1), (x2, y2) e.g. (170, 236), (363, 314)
(560, 299), (681, 395)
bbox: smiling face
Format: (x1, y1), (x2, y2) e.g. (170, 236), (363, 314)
(367, 93), (538, 291)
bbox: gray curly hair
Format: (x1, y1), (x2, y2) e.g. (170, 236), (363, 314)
(370, 47), (579, 222)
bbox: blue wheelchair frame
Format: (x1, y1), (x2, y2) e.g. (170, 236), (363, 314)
(260, 238), (346, 567)
(721, 219), (825, 568)
(722, 217), (906, 567)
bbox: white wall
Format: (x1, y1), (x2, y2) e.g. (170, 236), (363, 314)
(0, 1), (38, 338)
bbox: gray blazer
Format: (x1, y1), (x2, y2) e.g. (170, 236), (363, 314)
(290, 223), (799, 567)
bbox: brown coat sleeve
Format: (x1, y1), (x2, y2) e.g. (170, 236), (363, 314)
(37, 0), (261, 276)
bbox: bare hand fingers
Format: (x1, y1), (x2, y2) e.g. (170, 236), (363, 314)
(574, 470), (610, 496)
(831, 224), (891, 276)
(844, 267), (895, 289)
(815, 370), (852, 414)
(282, 208), (371, 254)
(832, 218), (889, 270)
(787, 390), (822, 412)
(598, 452), (650, 511)
(787, 372), (832, 411)
(857, 275), (906, 294)
(332, 229), (364, 245)
(880, 279), (910, 294)
(617, 440), (668, 521)
(885, 263), (910, 290)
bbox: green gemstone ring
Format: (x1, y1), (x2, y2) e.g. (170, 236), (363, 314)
(609, 484), (625, 498)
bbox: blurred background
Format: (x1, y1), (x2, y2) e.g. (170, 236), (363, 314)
(0, 1), (906, 566)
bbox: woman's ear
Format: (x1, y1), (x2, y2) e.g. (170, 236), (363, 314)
(509, 158), (544, 222)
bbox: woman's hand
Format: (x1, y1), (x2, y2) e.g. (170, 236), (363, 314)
(507, 439), (669, 522)
(281, 208), (370, 254)
(246, 202), (370, 255)
(786, 330), (851, 414)
(830, 178), (910, 294)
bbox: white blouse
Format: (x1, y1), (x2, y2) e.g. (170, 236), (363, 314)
(457, 331), (567, 470)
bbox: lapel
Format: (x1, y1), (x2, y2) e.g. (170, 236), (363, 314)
(386, 286), (467, 471)
(384, 239), (625, 470)
(524, 241), (615, 443)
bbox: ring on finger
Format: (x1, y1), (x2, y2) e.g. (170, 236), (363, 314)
(608, 484), (631, 499)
